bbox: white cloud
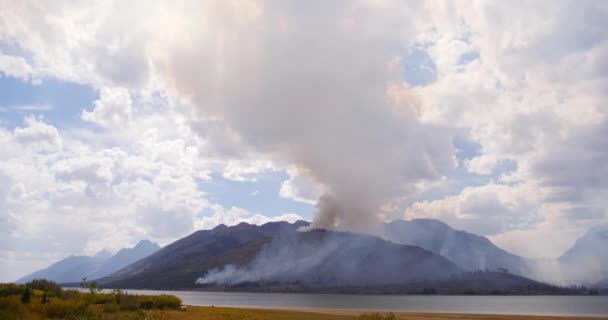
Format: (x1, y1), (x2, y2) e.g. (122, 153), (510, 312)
(0, 0), (607, 271)
(465, 155), (498, 176)
(0, 54), (34, 81)
(222, 159), (276, 182)
(81, 87), (133, 127)
(13, 117), (62, 152)
(194, 205), (304, 231)
(407, 183), (542, 236)
(279, 167), (324, 205)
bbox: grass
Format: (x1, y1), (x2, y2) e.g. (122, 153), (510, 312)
(0, 280), (183, 320)
(144, 306), (602, 320)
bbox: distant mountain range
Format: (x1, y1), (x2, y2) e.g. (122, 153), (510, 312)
(17, 240), (160, 284)
(559, 225), (608, 285)
(384, 219), (533, 277)
(19, 219), (606, 293)
(99, 221), (575, 294)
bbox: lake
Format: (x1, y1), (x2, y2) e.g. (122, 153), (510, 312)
(113, 290), (608, 317)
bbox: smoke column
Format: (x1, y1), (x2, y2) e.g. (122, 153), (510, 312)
(156, 1), (455, 232)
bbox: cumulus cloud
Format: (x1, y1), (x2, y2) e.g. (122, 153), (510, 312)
(1, 0), (608, 274)
(0, 54), (35, 81)
(279, 167), (324, 205)
(195, 205), (303, 231)
(81, 87), (133, 127)
(13, 117), (62, 152)
(407, 183), (542, 236)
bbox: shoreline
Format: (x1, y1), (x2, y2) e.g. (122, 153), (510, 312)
(182, 306), (608, 320)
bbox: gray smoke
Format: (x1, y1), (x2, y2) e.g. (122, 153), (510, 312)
(158, 2), (455, 232)
(196, 229), (459, 286)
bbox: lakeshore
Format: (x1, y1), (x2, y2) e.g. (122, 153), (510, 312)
(145, 306), (608, 320)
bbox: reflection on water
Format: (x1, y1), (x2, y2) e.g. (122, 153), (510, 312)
(95, 289), (608, 317)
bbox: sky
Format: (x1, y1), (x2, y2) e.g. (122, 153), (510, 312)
(1, 0), (607, 282)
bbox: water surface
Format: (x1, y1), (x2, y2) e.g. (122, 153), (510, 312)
(115, 290), (608, 317)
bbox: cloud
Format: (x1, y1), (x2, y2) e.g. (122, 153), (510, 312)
(13, 117), (62, 151)
(279, 167), (323, 205)
(11, 105), (53, 111)
(407, 183), (542, 236)
(81, 87), (133, 127)
(222, 159), (276, 182)
(0, 54), (34, 81)
(0, 99), (214, 280)
(1, 0), (607, 271)
(194, 205), (303, 231)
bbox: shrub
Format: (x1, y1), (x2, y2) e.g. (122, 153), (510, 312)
(40, 299), (78, 318)
(119, 294), (139, 311)
(0, 296), (25, 313)
(138, 294), (182, 310)
(93, 293), (114, 304)
(152, 294), (182, 310)
(138, 297), (154, 310)
(21, 286), (32, 303)
(0, 283), (25, 297)
(27, 279), (63, 298)
(103, 302), (120, 313)
(358, 312), (398, 320)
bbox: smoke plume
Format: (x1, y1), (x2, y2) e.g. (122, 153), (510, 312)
(196, 229), (460, 286)
(157, 2), (455, 231)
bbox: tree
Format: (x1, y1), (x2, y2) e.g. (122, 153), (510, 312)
(80, 277), (102, 294)
(112, 288), (123, 304)
(21, 285), (32, 303)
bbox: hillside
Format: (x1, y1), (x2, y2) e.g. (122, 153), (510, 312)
(197, 229), (462, 287)
(559, 225), (608, 284)
(17, 240), (159, 283)
(102, 221), (571, 294)
(384, 219), (534, 277)
(104, 221), (309, 289)
(16, 251), (110, 284)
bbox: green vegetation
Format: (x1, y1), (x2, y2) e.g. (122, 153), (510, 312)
(0, 279), (182, 320)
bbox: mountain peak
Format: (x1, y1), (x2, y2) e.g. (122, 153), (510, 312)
(134, 239), (160, 251)
(93, 249), (112, 260)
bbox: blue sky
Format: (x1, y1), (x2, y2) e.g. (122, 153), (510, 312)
(1, 1), (607, 282)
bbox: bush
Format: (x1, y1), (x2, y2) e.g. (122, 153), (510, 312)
(119, 294), (139, 311)
(0, 283), (24, 297)
(152, 294), (182, 310)
(0, 296), (25, 313)
(358, 312), (398, 320)
(138, 294), (182, 310)
(40, 299), (78, 318)
(27, 279), (63, 298)
(103, 302), (120, 313)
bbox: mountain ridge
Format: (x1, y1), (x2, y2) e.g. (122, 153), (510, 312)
(100, 220), (572, 294)
(384, 218), (534, 277)
(16, 240), (160, 283)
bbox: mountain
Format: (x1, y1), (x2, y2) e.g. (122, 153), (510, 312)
(197, 229), (463, 287)
(104, 221), (312, 289)
(102, 221), (569, 294)
(16, 252), (110, 284)
(384, 219), (534, 277)
(559, 225), (608, 284)
(596, 279), (608, 288)
(16, 240), (160, 284)
(86, 240), (161, 280)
